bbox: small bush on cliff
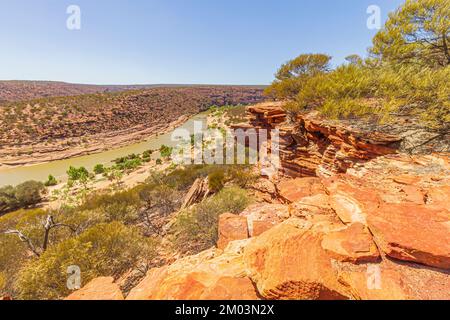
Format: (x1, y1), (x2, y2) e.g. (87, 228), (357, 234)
(173, 186), (250, 254)
(16, 222), (157, 300)
(0, 181), (44, 214)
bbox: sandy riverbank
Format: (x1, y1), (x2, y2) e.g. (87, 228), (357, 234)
(0, 114), (191, 169)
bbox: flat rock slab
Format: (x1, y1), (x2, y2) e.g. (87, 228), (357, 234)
(278, 177), (326, 203)
(367, 203), (450, 269)
(321, 223), (380, 263)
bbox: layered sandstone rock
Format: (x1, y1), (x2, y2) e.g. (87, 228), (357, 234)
(65, 277), (124, 300)
(367, 203), (450, 269)
(239, 203), (286, 237)
(277, 177), (326, 202)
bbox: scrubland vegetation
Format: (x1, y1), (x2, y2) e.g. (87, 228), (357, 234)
(0, 87), (263, 147)
(0, 160), (256, 299)
(173, 186), (250, 254)
(266, 0), (449, 134)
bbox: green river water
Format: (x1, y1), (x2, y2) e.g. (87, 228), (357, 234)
(0, 113), (208, 187)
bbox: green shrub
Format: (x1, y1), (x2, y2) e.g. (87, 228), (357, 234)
(14, 181), (45, 208)
(0, 185), (18, 214)
(93, 164), (105, 175)
(142, 150), (153, 159)
(227, 165), (258, 188)
(16, 222), (157, 300)
(138, 185), (181, 231)
(67, 166), (89, 181)
(173, 186), (250, 254)
(0, 181), (45, 214)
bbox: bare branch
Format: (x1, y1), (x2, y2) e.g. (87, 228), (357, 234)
(3, 230), (41, 257)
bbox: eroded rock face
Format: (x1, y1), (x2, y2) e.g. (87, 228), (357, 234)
(321, 158), (450, 270)
(239, 203), (286, 237)
(337, 259), (450, 300)
(65, 277), (124, 300)
(199, 277), (260, 300)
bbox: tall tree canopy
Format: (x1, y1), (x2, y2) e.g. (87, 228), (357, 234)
(371, 0), (450, 67)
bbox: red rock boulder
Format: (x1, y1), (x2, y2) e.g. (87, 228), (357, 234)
(244, 219), (350, 300)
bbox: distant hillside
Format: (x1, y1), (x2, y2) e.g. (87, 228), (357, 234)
(0, 81), (267, 103)
(0, 86), (264, 150)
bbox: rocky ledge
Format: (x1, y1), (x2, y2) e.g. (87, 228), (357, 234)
(232, 102), (403, 178)
(67, 103), (449, 300)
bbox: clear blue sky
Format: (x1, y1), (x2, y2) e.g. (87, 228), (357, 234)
(0, 0), (405, 85)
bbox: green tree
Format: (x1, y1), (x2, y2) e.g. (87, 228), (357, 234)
(371, 0), (450, 67)
(345, 54), (363, 65)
